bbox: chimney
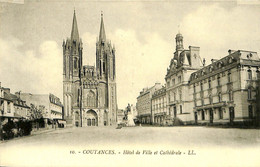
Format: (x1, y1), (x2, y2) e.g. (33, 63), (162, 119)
(3, 88), (10, 93)
(211, 59), (218, 64)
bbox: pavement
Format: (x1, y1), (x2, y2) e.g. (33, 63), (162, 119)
(0, 126), (260, 167)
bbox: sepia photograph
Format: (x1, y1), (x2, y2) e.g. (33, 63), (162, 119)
(0, 0), (260, 166)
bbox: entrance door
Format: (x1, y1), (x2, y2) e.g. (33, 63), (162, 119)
(91, 119), (95, 126)
(209, 109), (214, 123)
(86, 110), (98, 126)
(174, 106), (177, 118)
(229, 107), (235, 123)
(87, 119), (91, 126)
(194, 112), (198, 124)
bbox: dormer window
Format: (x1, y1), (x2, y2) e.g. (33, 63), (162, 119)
(218, 62), (223, 68)
(209, 66), (213, 72)
(228, 57), (234, 63)
(247, 53), (253, 59)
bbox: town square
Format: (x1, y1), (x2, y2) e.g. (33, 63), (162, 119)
(1, 126), (260, 166)
(0, 0), (260, 166)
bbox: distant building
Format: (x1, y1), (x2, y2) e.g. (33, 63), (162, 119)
(116, 109), (124, 124)
(19, 93), (63, 127)
(136, 83), (162, 124)
(151, 86), (167, 125)
(130, 104), (137, 120)
(189, 50), (260, 125)
(0, 83), (29, 130)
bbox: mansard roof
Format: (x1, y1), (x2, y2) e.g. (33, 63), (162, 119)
(189, 50), (260, 83)
(179, 50), (191, 66)
(152, 86), (166, 99)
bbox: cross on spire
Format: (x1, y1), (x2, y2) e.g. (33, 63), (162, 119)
(99, 11), (106, 42)
(71, 9), (79, 42)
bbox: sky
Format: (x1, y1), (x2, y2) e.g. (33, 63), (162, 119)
(0, 0), (260, 109)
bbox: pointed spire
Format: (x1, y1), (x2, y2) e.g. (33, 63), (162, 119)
(71, 10), (80, 42)
(99, 11), (106, 43)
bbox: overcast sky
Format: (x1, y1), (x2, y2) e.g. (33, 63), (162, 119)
(0, 0), (260, 109)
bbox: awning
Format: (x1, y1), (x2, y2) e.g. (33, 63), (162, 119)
(58, 120), (66, 124)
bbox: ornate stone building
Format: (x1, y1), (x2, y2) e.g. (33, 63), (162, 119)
(189, 50), (260, 125)
(137, 32), (260, 126)
(63, 11), (117, 127)
(165, 33), (202, 125)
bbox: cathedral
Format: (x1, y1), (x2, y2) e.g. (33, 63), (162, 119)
(63, 11), (117, 127)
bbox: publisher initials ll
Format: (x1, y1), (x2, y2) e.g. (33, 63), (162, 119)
(188, 150), (196, 155)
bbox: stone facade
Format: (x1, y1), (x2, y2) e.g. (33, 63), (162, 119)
(137, 33), (260, 126)
(165, 33), (202, 125)
(151, 86), (167, 125)
(63, 11), (117, 127)
(190, 50), (260, 125)
(136, 83), (162, 124)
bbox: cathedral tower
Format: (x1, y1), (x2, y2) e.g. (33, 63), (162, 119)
(63, 10), (83, 125)
(63, 11), (117, 127)
(96, 13), (117, 125)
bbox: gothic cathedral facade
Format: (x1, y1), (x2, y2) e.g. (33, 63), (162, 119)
(63, 11), (117, 127)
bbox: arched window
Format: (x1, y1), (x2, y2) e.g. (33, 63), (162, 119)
(86, 91), (95, 107)
(74, 58), (78, 69)
(208, 79), (211, 89)
(99, 60), (102, 76)
(103, 62), (105, 73)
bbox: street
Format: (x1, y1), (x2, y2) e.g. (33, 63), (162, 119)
(0, 126), (260, 167)
(1, 126), (260, 147)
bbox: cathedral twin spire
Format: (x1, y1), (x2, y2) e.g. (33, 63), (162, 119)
(71, 10), (106, 43)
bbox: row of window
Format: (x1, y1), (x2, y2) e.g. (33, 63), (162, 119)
(167, 76), (182, 87)
(194, 90), (233, 106)
(193, 72), (231, 93)
(152, 103), (167, 111)
(169, 90), (182, 102)
(198, 105), (254, 120)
